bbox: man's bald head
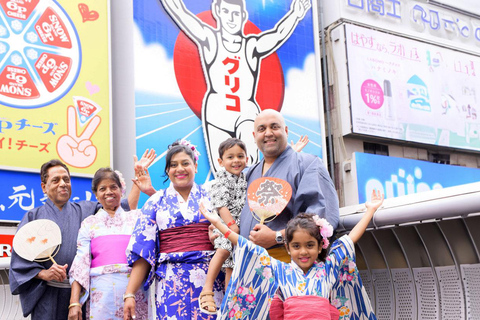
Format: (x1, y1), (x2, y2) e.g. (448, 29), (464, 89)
(253, 109), (288, 161)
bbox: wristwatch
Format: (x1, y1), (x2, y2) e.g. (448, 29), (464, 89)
(275, 231), (284, 244)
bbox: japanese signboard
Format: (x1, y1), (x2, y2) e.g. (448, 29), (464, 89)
(0, 234), (14, 258)
(133, 0), (325, 194)
(0, 0), (111, 175)
(323, 0), (480, 53)
(346, 24), (480, 151)
(354, 152), (480, 203)
(0, 168), (94, 222)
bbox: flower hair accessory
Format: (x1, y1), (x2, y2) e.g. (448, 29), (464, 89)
(178, 139), (201, 161)
(311, 215), (333, 249)
(114, 170), (127, 198)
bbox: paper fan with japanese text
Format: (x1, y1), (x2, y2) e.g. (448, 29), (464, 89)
(13, 219), (62, 264)
(247, 177), (292, 224)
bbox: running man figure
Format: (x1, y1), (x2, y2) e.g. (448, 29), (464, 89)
(161, 0), (312, 172)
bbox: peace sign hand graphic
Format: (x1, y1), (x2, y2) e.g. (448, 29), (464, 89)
(57, 105), (101, 168)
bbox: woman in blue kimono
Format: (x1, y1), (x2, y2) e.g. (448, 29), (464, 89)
(123, 140), (224, 320)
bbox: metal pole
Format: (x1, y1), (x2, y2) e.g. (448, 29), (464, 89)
(319, 0), (335, 182)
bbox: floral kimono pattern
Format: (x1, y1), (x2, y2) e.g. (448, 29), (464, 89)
(219, 235), (376, 320)
(127, 183), (224, 320)
(210, 169), (247, 268)
(69, 208), (148, 319)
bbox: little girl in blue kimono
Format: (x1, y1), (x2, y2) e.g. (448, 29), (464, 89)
(199, 189), (384, 320)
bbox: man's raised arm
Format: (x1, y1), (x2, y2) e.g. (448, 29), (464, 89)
(251, 0), (311, 57)
(161, 0), (215, 46)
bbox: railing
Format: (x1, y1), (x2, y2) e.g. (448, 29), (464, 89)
(0, 258), (28, 320)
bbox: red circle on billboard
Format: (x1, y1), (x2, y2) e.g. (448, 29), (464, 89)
(173, 11), (284, 118)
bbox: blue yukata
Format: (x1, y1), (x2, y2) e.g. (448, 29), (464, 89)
(9, 198), (129, 319)
(239, 146), (340, 243)
(127, 183), (224, 320)
(219, 235), (376, 320)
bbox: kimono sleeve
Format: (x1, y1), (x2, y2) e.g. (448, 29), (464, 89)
(219, 236), (281, 320)
(69, 217), (93, 304)
(325, 235), (355, 280)
(329, 237), (376, 319)
(8, 210), (47, 316)
(293, 157), (339, 230)
(126, 191), (161, 290)
(210, 178), (230, 209)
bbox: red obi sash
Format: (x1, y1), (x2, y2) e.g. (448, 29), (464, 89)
(159, 223), (214, 254)
(270, 295), (340, 320)
(91, 235), (130, 268)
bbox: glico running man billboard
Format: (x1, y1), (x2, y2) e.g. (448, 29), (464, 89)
(134, 0), (325, 190)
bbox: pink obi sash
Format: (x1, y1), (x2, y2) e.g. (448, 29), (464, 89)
(159, 223), (214, 254)
(269, 295), (340, 320)
(91, 235), (130, 268)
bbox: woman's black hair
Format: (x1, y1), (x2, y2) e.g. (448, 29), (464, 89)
(285, 213), (329, 262)
(163, 140), (197, 183)
(92, 167), (122, 193)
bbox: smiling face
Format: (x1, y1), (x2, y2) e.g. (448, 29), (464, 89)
(41, 165), (72, 209)
(218, 144), (247, 176)
(286, 228), (322, 274)
(215, 0), (246, 35)
(167, 151), (198, 195)
(253, 110), (288, 161)
(94, 178), (122, 213)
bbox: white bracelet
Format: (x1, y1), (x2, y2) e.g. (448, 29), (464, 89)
(123, 293), (136, 301)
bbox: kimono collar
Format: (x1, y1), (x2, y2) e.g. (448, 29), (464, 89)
(275, 145), (294, 163)
(215, 169), (245, 183)
(97, 205), (125, 217)
(289, 258), (319, 277)
(44, 197), (70, 211)
(166, 182), (200, 199)
(95, 206), (127, 228)
(255, 145), (294, 176)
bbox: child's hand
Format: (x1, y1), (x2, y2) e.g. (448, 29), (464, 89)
(365, 189), (384, 211)
(291, 135), (309, 152)
(199, 202), (220, 224)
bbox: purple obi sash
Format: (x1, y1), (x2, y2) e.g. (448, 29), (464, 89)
(159, 223), (214, 254)
(91, 235), (130, 268)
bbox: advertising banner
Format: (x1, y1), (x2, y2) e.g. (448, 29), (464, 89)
(0, 169), (94, 222)
(355, 152), (480, 203)
(134, 0), (325, 193)
(0, 234), (14, 257)
(346, 24), (480, 151)
(0, 0), (111, 175)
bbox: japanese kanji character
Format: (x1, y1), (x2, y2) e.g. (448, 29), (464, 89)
(8, 185), (35, 211)
(256, 180), (283, 205)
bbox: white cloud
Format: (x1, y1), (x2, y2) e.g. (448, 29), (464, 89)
(281, 53), (323, 119)
(134, 24), (182, 97)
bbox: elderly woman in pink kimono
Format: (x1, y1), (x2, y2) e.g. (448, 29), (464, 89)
(68, 167), (155, 320)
